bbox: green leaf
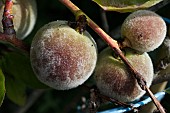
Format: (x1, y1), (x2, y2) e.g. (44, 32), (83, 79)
(93, 0), (162, 12)
(0, 68), (5, 106)
(5, 75), (26, 106)
(1, 52), (48, 89)
(165, 87), (170, 94)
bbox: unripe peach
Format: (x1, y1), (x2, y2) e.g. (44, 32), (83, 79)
(0, 0), (37, 39)
(121, 10), (167, 53)
(94, 47), (153, 102)
(30, 20), (97, 90)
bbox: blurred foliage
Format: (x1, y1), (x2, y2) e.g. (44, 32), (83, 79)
(5, 75), (26, 106)
(1, 52), (47, 89)
(0, 0), (170, 113)
(0, 68), (5, 106)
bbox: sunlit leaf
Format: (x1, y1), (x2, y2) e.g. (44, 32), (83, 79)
(165, 87), (170, 94)
(1, 52), (48, 89)
(93, 0), (163, 12)
(0, 68), (5, 106)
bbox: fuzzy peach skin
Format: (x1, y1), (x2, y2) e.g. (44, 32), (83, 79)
(94, 47), (153, 102)
(30, 20), (97, 90)
(0, 0), (37, 39)
(121, 10), (167, 53)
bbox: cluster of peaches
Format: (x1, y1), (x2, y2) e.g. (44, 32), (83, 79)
(0, 0), (167, 103)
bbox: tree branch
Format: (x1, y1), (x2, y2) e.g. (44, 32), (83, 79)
(15, 90), (45, 113)
(2, 0), (15, 35)
(0, 32), (29, 53)
(149, 0), (170, 12)
(100, 9), (109, 33)
(0, 0), (29, 53)
(139, 82), (167, 113)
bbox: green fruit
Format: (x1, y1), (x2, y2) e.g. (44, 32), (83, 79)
(0, 0), (37, 39)
(121, 10), (167, 53)
(94, 47), (153, 102)
(30, 20), (97, 90)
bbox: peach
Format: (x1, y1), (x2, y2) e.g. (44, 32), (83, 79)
(121, 10), (167, 52)
(94, 47), (153, 102)
(30, 20), (97, 90)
